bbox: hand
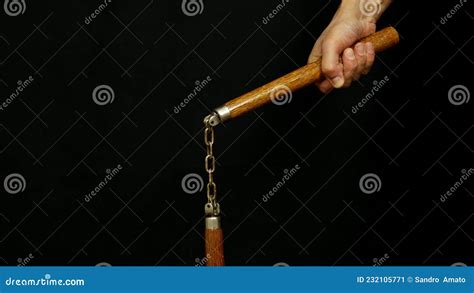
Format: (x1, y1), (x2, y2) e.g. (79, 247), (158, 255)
(308, 0), (391, 93)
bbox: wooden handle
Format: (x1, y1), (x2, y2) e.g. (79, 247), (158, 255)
(221, 27), (399, 120)
(205, 217), (225, 266)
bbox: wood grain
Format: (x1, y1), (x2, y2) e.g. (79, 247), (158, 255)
(205, 227), (225, 266)
(223, 27), (399, 120)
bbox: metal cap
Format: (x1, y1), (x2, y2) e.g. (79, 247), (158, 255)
(214, 105), (231, 124)
(205, 216), (221, 230)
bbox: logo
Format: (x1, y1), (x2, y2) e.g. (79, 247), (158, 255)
(270, 85), (293, 106)
(4, 173), (26, 194)
(181, 0), (204, 16)
(92, 85), (115, 105)
(359, 0), (380, 17)
(359, 173), (381, 194)
(181, 173), (204, 194)
(448, 85), (470, 106)
(4, 0), (26, 16)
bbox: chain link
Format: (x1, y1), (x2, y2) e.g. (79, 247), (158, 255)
(204, 116), (219, 216)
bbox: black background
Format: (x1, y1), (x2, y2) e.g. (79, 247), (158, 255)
(0, 0), (473, 266)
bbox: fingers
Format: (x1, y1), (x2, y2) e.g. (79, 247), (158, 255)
(309, 40), (334, 93)
(342, 48), (357, 88)
(340, 42), (376, 88)
(321, 39), (345, 88)
(317, 79), (334, 94)
(353, 42), (367, 81)
(316, 41), (376, 93)
(362, 42), (375, 75)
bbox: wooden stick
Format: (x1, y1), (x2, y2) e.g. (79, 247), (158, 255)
(213, 27), (399, 123)
(205, 216), (225, 266)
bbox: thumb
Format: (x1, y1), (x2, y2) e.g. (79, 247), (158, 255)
(321, 39), (345, 88)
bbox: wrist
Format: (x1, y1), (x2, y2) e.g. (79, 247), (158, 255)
(339, 0), (389, 23)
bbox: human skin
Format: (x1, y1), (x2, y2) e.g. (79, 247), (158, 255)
(308, 0), (392, 93)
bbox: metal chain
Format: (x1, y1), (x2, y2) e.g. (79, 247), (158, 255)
(204, 116), (219, 216)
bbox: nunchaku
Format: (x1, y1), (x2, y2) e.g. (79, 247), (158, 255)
(202, 27), (399, 266)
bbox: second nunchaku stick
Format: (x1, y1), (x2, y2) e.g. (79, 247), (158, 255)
(202, 27), (399, 266)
